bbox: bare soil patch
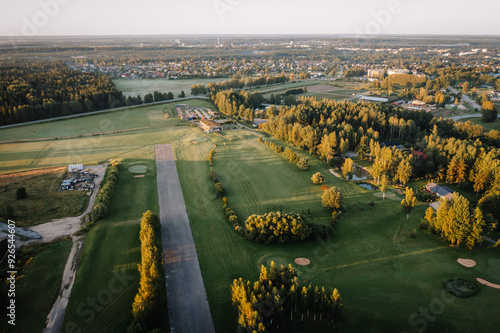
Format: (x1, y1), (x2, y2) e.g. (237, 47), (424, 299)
(295, 258), (311, 265)
(307, 84), (339, 93)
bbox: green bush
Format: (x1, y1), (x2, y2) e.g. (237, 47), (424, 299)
(16, 187), (27, 199)
(442, 279), (480, 298)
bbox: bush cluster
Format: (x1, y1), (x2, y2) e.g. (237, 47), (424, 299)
(442, 279), (480, 298)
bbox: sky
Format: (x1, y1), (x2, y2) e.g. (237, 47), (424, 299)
(0, 0), (499, 37)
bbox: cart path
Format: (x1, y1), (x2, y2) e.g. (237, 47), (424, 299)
(155, 144), (215, 333)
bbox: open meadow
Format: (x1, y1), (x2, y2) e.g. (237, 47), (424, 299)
(112, 78), (227, 97)
(1, 101), (499, 333)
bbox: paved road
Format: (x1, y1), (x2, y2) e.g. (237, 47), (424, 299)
(448, 87), (481, 110)
(155, 144), (215, 333)
(450, 113), (500, 121)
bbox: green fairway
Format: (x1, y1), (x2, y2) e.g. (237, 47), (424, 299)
(0, 100), (214, 174)
(112, 78), (227, 97)
(175, 129), (500, 333)
(13, 239), (72, 333)
(62, 152), (163, 333)
(3, 101), (499, 333)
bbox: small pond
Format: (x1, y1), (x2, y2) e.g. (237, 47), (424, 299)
(351, 165), (371, 181)
(357, 182), (378, 191)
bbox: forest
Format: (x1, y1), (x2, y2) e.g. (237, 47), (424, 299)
(0, 61), (125, 125)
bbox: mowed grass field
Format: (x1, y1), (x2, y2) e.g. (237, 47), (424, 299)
(0, 99), (215, 174)
(112, 77), (227, 97)
(175, 130), (500, 333)
(62, 151), (162, 333)
(2, 101), (499, 333)
(4, 239), (72, 333)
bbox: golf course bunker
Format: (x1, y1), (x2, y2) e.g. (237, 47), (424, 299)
(476, 278), (500, 290)
(128, 164), (148, 174)
(457, 258), (476, 268)
(295, 258), (311, 266)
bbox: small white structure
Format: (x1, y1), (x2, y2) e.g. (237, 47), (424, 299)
(68, 164), (84, 173)
(359, 96), (389, 103)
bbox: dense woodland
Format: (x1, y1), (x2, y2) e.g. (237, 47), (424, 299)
(231, 263), (342, 332)
(0, 61), (125, 125)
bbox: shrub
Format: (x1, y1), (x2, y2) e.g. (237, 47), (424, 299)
(16, 187), (27, 199)
(257, 137), (263, 143)
(245, 211), (312, 244)
(311, 172), (325, 184)
(297, 158), (310, 171)
(321, 185), (329, 191)
(442, 279), (480, 298)
(322, 187), (344, 212)
(215, 182), (225, 196)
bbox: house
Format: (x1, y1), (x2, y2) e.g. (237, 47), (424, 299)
(200, 120), (221, 133)
(413, 150), (427, 160)
(392, 100), (405, 106)
(380, 140), (404, 149)
(426, 183), (453, 200)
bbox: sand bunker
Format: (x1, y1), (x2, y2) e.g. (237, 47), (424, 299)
(457, 258), (476, 268)
(128, 165), (147, 174)
(329, 169), (341, 178)
(134, 175), (145, 178)
(295, 258), (311, 266)
(476, 278), (500, 289)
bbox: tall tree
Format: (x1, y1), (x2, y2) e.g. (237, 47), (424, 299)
(380, 174), (388, 200)
(401, 187), (417, 220)
(341, 158), (354, 179)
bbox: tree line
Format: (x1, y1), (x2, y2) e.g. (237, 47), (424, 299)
(128, 210), (166, 333)
(89, 161), (121, 224)
(231, 262), (342, 332)
(259, 138), (310, 171)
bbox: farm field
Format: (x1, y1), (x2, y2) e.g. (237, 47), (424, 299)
(175, 129), (500, 333)
(1, 101), (499, 333)
(7, 239), (72, 333)
(113, 77), (227, 97)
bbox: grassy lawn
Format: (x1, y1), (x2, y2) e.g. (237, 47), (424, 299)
(0, 167), (89, 226)
(3, 101), (499, 333)
(62, 150), (165, 333)
(458, 117), (500, 132)
(10, 239), (73, 333)
(112, 77), (227, 97)
(175, 129), (500, 333)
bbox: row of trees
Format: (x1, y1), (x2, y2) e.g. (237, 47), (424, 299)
(91, 161), (121, 222)
(129, 211), (164, 332)
(424, 193), (486, 249)
(259, 138), (310, 171)
(191, 74), (290, 96)
(231, 262), (342, 332)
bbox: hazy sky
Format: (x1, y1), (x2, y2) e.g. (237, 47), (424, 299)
(1, 0), (499, 37)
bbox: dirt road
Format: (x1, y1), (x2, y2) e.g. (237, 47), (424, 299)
(155, 144), (215, 333)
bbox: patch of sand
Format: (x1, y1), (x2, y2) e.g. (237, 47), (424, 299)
(457, 258), (476, 268)
(329, 169), (341, 178)
(476, 278), (500, 289)
(134, 175), (145, 178)
(295, 258), (310, 265)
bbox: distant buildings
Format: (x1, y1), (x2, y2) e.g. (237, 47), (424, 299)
(387, 69), (409, 75)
